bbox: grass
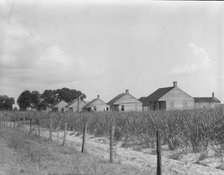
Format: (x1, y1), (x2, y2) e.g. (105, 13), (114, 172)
(0, 125), (152, 175)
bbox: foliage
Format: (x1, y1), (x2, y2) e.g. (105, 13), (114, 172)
(17, 90), (41, 110)
(30, 91), (41, 108)
(17, 90), (32, 110)
(55, 88), (86, 102)
(41, 88), (86, 105)
(0, 95), (14, 110)
(41, 89), (58, 105)
(16, 88), (86, 110)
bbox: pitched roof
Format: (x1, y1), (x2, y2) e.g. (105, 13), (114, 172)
(147, 87), (174, 101)
(139, 87), (174, 106)
(194, 97), (220, 103)
(107, 93), (124, 106)
(84, 98), (106, 108)
(65, 98), (86, 108)
(107, 92), (141, 106)
(51, 100), (67, 108)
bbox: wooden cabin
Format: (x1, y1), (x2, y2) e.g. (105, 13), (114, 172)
(108, 90), (142, 111)
(51, 100), (68, 112)
(140, 81), (194, 111)
(194, 92), (221, 109)
(83, 95), (108, 112)
(65, 97), (86, 112)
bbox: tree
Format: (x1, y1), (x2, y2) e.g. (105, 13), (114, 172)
(41, 90), (58, 105)
(17, 90), (32, 110)
(30, 91), (40, 108)
(56, 88), (86, 102)
(0, 95), (14, 110)
(41, 88), (86, 105)
(36, 100), (48, 110)
(17, 88), (87, 110)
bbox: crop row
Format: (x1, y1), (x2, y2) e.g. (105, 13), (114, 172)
(1, 107), (224, 153)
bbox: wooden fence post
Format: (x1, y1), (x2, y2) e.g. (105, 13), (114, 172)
(109, 122), (115, 163)
(4, 115), (6, 126)
(0, 116), (2, 125)
(13, 118), (16, 129)
(29, 119), (32, 134)
(157, 130), (162, 175)
(49, 115), (52, 142)
(0, 114), (2, 125)
(38, 118), (41, 138)
(62, 121), (67, 146)
(81, 122), (87, 153)
(10, 118), (12, 128)
(23, 116), (25, 125)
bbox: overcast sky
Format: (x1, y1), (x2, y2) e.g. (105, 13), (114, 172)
(0, 0), (224, 105)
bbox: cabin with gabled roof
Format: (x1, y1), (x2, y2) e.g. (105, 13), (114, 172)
(83, 95), (108, 112)
(194, 92), (221, 109)
(51, 100), (68, 112)
(108, 90), (142, 111)
(65, 97), (86, 112)
(139, 81), (194, 111)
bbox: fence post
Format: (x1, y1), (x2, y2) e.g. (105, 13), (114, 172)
(10, 117), (12, 128)
(38, 118), (41, 138)
(109, 122), (115, 163)
(156, 130), (162, 175)
(29, 119), (32, 134)
(4, 115), (6, 126)
(23, 116), (25, 125)
(0, 114), (2, 125)
(13, 118), (16, 129)
(62, 121), (67, 146)
(81, 122), (87, 153)
(49, 115), (52, 142)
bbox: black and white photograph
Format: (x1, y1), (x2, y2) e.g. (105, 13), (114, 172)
(0, 0), (224, 174)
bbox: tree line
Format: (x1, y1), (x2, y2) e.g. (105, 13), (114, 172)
(0, 88), (86, 111)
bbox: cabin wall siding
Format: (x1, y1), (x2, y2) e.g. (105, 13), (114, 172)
(121, 103), (143, 111)
(86, 104), (107, 111)
(109, 92), (143, 112)
(67, 100), (86, 112)
(159, 87), (194, 110)
(194, 102), (221, 109)
(52, 101), (68, 112)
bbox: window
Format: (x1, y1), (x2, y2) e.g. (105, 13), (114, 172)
(121, 105), (124, 111)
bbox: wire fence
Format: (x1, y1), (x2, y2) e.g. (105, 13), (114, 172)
(0, 111), (163, 175)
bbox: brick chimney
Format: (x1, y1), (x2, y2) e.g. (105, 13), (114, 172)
(212, 92), (214, 98)
(173, 81), (177, 87)
(125, 89), (129, 94)
(97, 95), (100, 99)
